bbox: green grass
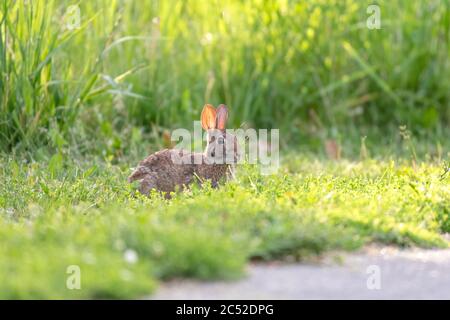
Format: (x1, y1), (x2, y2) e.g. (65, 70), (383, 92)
(1, 0), (449, 154)
(1, 155), (449, 298)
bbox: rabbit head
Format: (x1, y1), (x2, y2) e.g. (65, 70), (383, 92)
(201, 104), (239, 165)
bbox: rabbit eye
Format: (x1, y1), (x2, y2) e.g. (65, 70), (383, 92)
(218, 137), (224, 144)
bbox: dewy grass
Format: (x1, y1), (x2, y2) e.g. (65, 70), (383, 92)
(0, 156), (448, 298)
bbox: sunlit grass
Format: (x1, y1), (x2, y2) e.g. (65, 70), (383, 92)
(1, 0), (449, 154)
(1, 156), (448, 298)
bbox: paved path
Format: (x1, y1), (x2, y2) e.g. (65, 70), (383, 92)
(151, 246), (450, 299)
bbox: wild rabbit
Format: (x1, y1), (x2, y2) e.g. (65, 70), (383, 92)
(128, 104), (239, 198)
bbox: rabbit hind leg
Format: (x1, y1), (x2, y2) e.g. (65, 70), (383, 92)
(138, 174), (158, 195)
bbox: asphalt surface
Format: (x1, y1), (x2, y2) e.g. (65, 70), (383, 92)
(150, 246), (450, 299)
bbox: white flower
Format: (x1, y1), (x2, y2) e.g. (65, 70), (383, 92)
(123, 249), (139, 264)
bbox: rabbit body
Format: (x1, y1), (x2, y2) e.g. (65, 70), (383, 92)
(128, 103), (237, 197)
(128, 148), (231, 196)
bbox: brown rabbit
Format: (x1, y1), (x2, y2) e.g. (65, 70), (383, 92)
(128, 104), (239, 198)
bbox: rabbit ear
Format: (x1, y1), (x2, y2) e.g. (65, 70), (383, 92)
(201, 104), (216, 130)
(216, 104), (228, 130)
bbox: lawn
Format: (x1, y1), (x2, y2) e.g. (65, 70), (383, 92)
(1, 155), (449, 298)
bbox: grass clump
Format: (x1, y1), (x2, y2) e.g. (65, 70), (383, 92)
(0, 156), (448, 298)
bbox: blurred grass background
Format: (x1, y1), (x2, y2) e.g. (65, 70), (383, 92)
(1, 0), (449, 159)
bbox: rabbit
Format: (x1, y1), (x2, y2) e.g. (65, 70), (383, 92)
(128, 104), (239, 198)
